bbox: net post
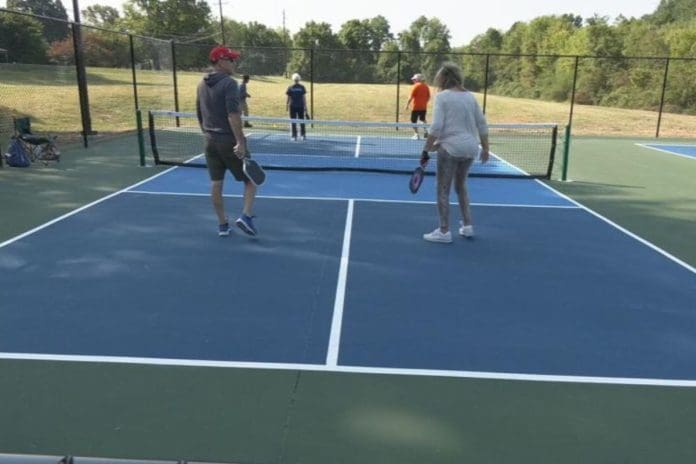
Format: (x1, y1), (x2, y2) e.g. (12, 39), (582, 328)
(148, 110), (161, 166)
(561, 124), (571, 181)
(546, 124), (558, 179)
(136, 109), (146, 167)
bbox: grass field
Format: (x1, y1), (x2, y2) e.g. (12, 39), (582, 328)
(2, 64), (695, 142)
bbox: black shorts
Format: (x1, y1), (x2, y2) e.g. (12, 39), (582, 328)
(204, 135), (246, 182)
(410, 110), (427, 123)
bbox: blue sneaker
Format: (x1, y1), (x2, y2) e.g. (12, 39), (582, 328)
(235, 214), (257, 236)
(218, 221), (230, 237)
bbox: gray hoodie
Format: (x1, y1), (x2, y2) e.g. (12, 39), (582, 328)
(196, 71), (240, 141)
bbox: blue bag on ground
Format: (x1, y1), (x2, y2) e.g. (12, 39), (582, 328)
(4, 138), (31, 167)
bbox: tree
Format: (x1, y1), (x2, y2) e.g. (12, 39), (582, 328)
(122, 0), (213, 71)
(662, 19), (696, 113)
(459, 28), (503, 91)
(492, 21), (528, 96)
(647, 0), (696, 25)
(337, 16), (393, 82)
(82, 5), (121, 27)
(375, 40), (401, 83)
(0, 11), (48, 63)
(7, 0), (69, 43)
(338, 15), (392, 51)
(122, 0), (212, 41)
(523, 15), (581, 100)
(48, 29), (131, 67)
(397, 16), (452, 82)
(288, 21), (344, 82)
(573, 15), (627, 105)
(234, 21), (291, 76)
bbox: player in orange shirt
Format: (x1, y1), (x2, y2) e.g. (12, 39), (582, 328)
(405, 73), (431, 139)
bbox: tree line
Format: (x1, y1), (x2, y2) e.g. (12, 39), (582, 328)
(1, 0), (695, 113)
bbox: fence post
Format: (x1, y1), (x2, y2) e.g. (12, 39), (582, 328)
(656, 57), (670, 138)
(568, 56), (579, 129)
(309, 47), (315, 120)
(129, 35), (139, 111)
(71, 22), (93, 147)
(483, 54), (490, 114)
(395, 51), (402, 125)
(171, 40), (180, 127)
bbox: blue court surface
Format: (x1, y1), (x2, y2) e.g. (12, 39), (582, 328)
(1, 166), (695, 386)
(638, 143), (696, 160)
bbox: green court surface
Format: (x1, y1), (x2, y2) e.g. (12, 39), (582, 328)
(1, 135), (695, 463)
(2, 360), (696, 463)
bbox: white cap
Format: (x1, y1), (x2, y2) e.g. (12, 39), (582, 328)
(411, 73), (424, 82)
(292, 73), (301, 81)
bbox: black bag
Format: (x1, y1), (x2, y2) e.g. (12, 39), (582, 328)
(4, 138), (31, 167)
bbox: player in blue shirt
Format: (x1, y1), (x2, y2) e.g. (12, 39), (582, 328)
(286, 73), (307, 141)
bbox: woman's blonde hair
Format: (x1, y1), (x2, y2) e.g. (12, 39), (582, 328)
(433, 62), (464, 90)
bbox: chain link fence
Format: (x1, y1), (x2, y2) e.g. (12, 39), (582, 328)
(2, 8), (695, 156)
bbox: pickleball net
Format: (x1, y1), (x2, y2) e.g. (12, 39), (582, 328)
(146, 110), (559, 178)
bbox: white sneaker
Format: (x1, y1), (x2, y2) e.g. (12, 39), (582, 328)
(459, 221), (474, 238)
(411, 134), (419, 140)
(423, 228), (452, 243)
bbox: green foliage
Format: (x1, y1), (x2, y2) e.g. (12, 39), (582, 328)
(375, 41), (400, 83)
(0, 11), (48, 63)
(475, 11), (696, 114)
(335, 16), (394, 82)
(397, 16), (452, 81)
(6, 0), (68, 43)
(287, 21), (344, 82)
(647, 0), (696, 25)
(221, 20), (289, 75)
(2, 0), (695, 114)
(47, 28), (131, 67)
(81, 5), (121, 27)
(122, 0), (212, 41)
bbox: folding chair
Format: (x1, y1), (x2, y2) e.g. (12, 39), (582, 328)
(13, 117), (60, 164)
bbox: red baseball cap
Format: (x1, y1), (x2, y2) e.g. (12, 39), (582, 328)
(209, 46), (241, 63)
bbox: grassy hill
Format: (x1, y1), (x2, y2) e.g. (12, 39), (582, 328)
(1, 65), (695, 144)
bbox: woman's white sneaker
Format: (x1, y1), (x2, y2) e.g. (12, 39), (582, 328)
(423, 228), (452, 243)
(459, 222), (474, 238)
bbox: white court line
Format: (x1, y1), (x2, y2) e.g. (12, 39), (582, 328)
(0, 165), (179, 250)
(326, 199), (354, 367)
(3, 168), (694, 385)
(635, 143), (696, 161)
(125, 190), (580, 209)
(534, 179), (696, 275)
(2, 352), (696, 387)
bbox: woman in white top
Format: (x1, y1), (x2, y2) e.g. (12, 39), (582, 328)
(421, 62), (490, 243)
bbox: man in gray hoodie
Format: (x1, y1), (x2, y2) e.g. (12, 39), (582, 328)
(196, 46), (257, 236)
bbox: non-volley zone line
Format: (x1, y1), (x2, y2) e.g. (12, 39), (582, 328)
(2, 352), (696, 387)
(124, 190), (581, 209)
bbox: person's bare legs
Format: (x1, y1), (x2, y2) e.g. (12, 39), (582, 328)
(210, 180), (226, 224)
(454, 158), (474, 226)
(436, 151), (456, 232)
(242, 180), (256, 217)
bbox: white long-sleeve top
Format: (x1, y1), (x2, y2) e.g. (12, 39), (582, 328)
(428, 89), (488, 158)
